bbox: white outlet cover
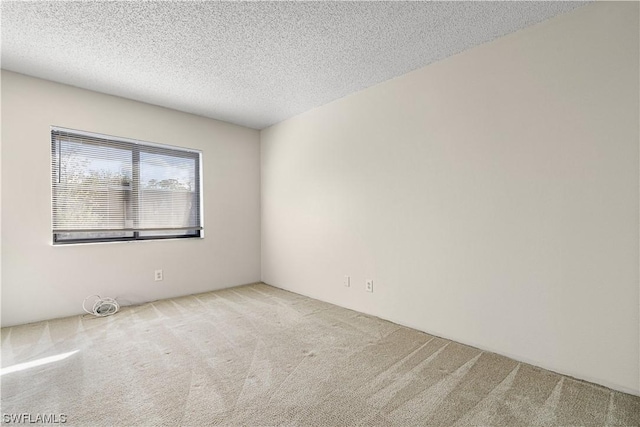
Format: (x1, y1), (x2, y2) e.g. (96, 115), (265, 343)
(344, 276), (350, 287)
(366, 280), (373, 292)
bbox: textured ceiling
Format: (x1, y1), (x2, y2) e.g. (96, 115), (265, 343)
(2, 1), (587, 130)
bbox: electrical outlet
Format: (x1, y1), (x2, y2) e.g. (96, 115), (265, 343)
(365, 280), (373, 293)
(343, 276), (350, 287)
(155, 270), (163, 281)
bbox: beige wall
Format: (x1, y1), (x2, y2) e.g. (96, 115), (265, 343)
(261, 2), (639, 395)
(1, 71), (261, 326)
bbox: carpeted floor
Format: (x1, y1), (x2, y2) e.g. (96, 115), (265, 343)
(1, 283), (638, 426)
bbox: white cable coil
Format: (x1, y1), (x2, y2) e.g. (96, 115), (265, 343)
(83, 295), (119, 317)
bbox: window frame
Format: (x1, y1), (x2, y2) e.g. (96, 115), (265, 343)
(51, 126), (204, 245)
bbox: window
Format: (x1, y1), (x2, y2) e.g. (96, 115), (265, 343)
(51, 127), (202, 244)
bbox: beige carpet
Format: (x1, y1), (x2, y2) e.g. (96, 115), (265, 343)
(1, 283), (638, 426)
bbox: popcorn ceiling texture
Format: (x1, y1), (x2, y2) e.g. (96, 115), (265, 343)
(1, 1), (587, 129)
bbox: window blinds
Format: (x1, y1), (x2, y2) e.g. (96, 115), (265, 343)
(51, 127), (202, 243)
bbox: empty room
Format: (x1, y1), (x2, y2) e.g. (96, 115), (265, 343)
(1, 1), (639, 426)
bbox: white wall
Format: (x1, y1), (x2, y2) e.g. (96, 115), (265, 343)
(1, 71), (261, 327)
(261, 2), (639, 395)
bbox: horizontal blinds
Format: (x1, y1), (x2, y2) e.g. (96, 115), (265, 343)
(51, 128), (202, 238)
